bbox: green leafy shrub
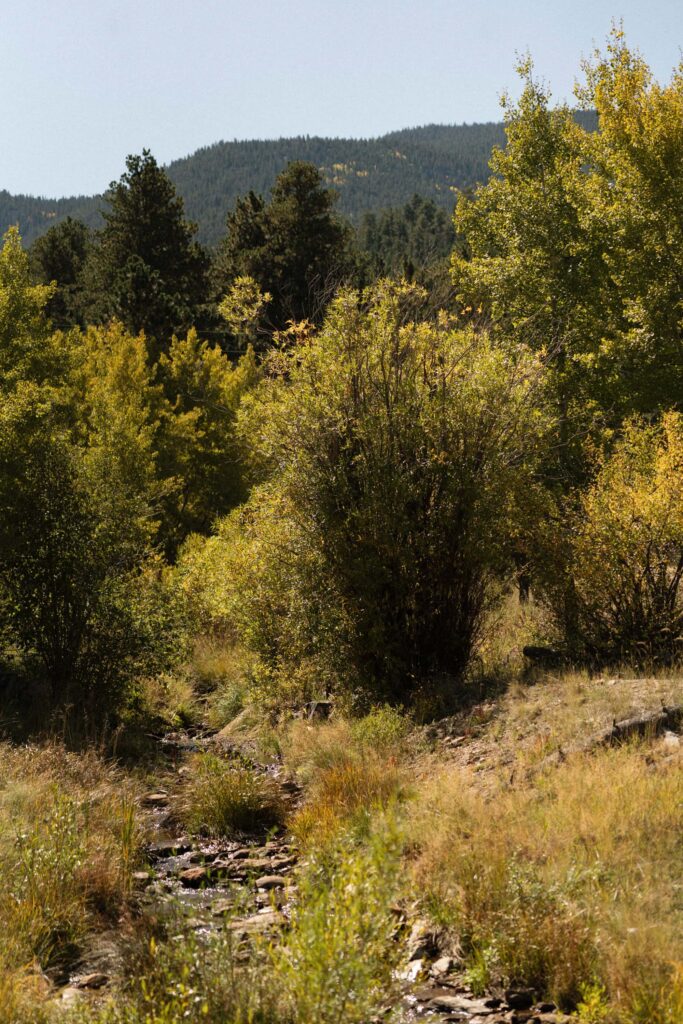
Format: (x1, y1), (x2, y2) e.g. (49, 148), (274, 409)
(190, 282), (549, 706)
(275, 831), (402, 1024)
(544, 414), (683, 666)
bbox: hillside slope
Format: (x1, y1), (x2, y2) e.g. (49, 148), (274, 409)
(1, 122), (507, 247)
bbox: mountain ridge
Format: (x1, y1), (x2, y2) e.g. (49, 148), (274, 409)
(1, 115), (596, 248)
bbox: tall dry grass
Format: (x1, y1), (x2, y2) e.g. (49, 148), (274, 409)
(0, 742), (142, 1001)
(408, 741), (683, 1019)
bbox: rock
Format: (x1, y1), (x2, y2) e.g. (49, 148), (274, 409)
(189, 850), (217, 864)
(74, 973), (109, 989)
(212, 858), (246, 879)
(396, 958), (426, 983)
(255, 874), (287, 889)
(662, 730), (681, 749)
(430, 956), (455, 977)
(212, 898), (234, 916)
(132, 871), (152, 888)
(534, 1004), (556, 1014)
(141, 792), (169, 807)
(255, 889), (287, 907)
(407, 919), (438, 961)
(148, 838), (191, 858)
(271, 855), (297, 869)
(429, 993), (497, 1015)
(57, 987), (84, 1005)
(228, 910), (283, 933)
(505, 988), (535, 1010)
(243, 858), (276, 872)
(179, 866), (213, 888)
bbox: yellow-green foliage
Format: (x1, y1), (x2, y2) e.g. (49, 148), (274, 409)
(274, 832), (402, 1024)
(180, 752), (285, 836)
(156, 329), (259, 546)
(74, 929), (278, 1024)
(69, 838), (401, 1024)
(0, 743), (141, 987)
(189, 282), (549, 704)
(552, 414), (683, 664)
(0, 227), (58, 391)
(409, 744), (683, 1017)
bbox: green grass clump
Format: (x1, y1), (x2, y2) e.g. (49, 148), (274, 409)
(274, 830), (402, 1024)
(181, 752), (285, 836)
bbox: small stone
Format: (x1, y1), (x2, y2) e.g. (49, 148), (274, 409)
(505, 988), (535, 1010)
(189, 850), (217, 864)
(662, 730), (681, 749)
(271, 855), (297, 869)
(212, 898), (234, 915)
(397, 958), (425, 983)
(58, 987), (84, 1004)
(244, 858), (276, 872)
(430, 956), (455, 977)
(407, 919), (437, 961)
(132, 871), (152, 887)
(142, 792), (169, 807)
(179, 866), (213, 888)
(148, 838), (191, 858)
(255, 874), (287, 889)
(228, 910), (283, 933)
(429, 994), (497, 1015)
(74, 973), (109, 990)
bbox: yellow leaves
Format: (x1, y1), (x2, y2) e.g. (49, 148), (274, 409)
(219, 275), (271, 342)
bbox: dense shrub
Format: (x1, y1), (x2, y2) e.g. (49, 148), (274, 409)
(187, 282), (549, 705)
(544, 414), (683, 666)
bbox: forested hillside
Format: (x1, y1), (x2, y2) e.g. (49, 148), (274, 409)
(1, 122), (509, 246)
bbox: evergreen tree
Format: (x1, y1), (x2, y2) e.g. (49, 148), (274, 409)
(29, 217), (91, 329)
(213, 162), (352, 335)
(86, 150), (209, 350)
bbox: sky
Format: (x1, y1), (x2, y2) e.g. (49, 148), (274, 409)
(1, 0), (681, 198)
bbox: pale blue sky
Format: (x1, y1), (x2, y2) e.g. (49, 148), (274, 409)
(1, 0), (681, 198)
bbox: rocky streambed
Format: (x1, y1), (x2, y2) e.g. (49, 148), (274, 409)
(57, 730), (565, 1023)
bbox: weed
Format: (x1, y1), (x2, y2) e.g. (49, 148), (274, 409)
(181, 752), (285, 836)
(275, 829), (402, 1024)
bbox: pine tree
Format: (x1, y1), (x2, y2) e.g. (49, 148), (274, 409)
(86, 150), (208, 351)
(213, 162), (352, 335)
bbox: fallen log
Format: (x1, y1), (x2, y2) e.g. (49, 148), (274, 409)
(537, 703), (683, 774)
(596, 704), (683, 746)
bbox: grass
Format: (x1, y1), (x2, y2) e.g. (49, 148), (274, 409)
(407, 740), (683, 1018)
(74, 830), (402, 1024)
(0, 742), (142, 1010)
(180, 752), (286, 836)
(283, 708), (413, 848)
(274, 830), (402, 1024)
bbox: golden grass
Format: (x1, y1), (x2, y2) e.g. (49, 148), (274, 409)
(0, 742), (143, 997)
(179, 752), (286, 836)
(407, 741), (683, 1018)
(284, 711), (411, 847)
